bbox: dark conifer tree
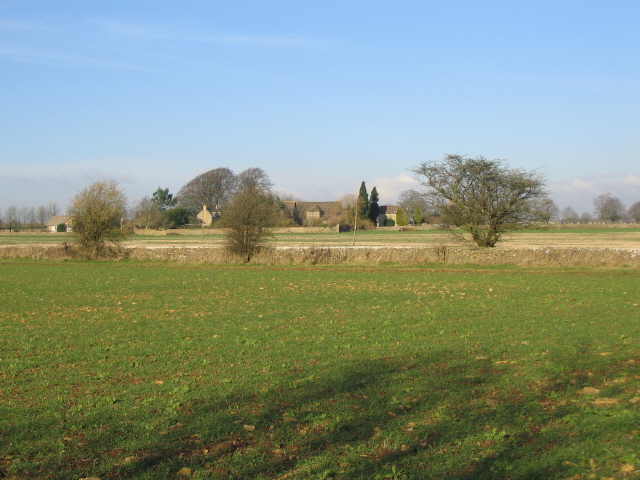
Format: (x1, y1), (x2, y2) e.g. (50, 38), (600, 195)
(358, 181), (369, 219)
(368, 186), (380, 224)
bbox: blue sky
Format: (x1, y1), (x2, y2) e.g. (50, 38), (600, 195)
(1, 1), (639, 212)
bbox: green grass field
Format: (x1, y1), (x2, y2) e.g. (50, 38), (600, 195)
(2, 261), (640, 479)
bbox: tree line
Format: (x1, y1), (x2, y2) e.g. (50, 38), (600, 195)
(132, 167), (285, 229)
(6, 155), (640, 253)
(0, 203), (60, 231)
(559, 193), (640, 224)
(66, 169), (284, 259)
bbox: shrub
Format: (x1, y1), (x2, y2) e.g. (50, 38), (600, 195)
(222, 186), (279, 261)
(69, 181), (127, 258)
(396, 208), (409, 226)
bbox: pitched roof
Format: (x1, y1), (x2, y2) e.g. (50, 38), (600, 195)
(282, 201), (342, 217)
(380, 205), (400, 214)
(47, 215), (72, 226)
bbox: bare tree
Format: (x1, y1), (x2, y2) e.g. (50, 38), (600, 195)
(560, 207), (579, 224)
(47, 202), (59, 219)
(333, 194), (357, 226)
(398, 189), (431, 224)
(594, 193), (626, 223)
(222, 185), (280, 261)
(237, 168), (273, 192)
(529, 197), (559, 223)
(26, 207), (37, 228)
(413, 154), (546, 247)
(339, 194), (356, 210)
(579, 212), (593, 224)
(18, 207), (30, 226)
(6, 206), (19, 231)
(628, 201), (640, 223)
(69, 181), (127, 257)
(36, 206), (48, 226)
(178, 168), (237, 212)
(133, 197), (164, 229)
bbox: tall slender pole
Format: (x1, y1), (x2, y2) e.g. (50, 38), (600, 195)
(352, 193), (358, 246)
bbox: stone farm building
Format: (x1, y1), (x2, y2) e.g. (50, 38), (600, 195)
(377, 205), (399, 226)
(196, 205), (222, 226)
(282, 201), (342, 225)
(282, 200), (401, 226)
(46, 215), (73, 232)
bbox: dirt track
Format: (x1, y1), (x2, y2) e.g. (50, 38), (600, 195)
(3, 230), (640, 250)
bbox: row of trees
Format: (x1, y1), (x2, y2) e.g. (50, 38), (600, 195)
(0, 203), (60, 231)
(549, 193), (639, 224)
(8, 157), (640, 253)
(592, 193), (640, 223)
(356, 182), (381, 225)
(69, 171), (282, 259)
(132, 167), (276, 229)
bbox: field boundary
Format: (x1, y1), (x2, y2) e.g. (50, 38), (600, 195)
(2, 244), (640, 266)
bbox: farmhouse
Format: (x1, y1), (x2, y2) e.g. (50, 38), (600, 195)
(377, 205), (400, 226)
(196, 205), (213, 226)
(282, 201), (342, 225)
(47, 215), (73, 232)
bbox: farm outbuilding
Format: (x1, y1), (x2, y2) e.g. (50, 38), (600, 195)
(46, 215), (73, 232)
(377, 205), (400, 226)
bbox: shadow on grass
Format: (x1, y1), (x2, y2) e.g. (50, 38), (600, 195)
(9, 346), (637, 480)
(98, 346), (635, 480)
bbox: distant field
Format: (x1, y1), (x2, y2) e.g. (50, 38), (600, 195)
(2, 260), (640, 479)
(2, 225), (640, 249)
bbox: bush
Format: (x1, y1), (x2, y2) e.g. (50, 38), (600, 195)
(56, 223), (67, 233)
(396, 208), (409, 226)
(414, 154), (546, 247)
(222, 186), (279, 261)
(69, 181), (127, 258)
(164, 207), (191, 228)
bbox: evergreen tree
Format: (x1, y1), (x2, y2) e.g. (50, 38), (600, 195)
(357, 181), (369, 219)
(368, 186), (380, 224)
(152, 187), (177, 210)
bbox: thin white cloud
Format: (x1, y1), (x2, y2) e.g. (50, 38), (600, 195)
(91, 18), (318, 48)
(210, 34), (313, 48)
(0, 45), (155, 71)
(370, 174), (420, 203)
(91, 19), (171, 40)
(0, 160), (188, 210)
(623, 175), (640, 186)
(0, 18), (40, 31)
(553, 178), (595, 193)
(550, 173), (640, 212)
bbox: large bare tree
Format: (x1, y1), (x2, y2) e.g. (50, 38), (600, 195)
(594, 193), (626, 223)
(236, 167), (273, 192)
(133, 197), (164, 229)
(413, 154), (546, 247)
(628, 201), (640, 223)
(529, 197), (559, 224)
(561, 206), (579, 224)
(398, 189), (431, 224)
(177, 168), (237, 212)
